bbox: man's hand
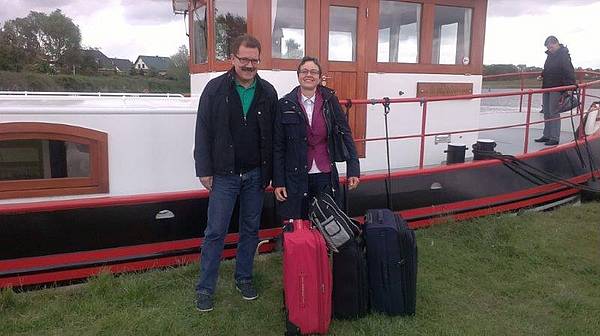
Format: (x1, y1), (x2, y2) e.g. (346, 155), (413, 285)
(348, 177), (360, 190)
(274, 187), (288, 202)
(199, 176), (213, 191)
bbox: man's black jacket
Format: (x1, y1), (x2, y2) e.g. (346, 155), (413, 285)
(542, 45), (576, 89)
(194, 69), (278, 187)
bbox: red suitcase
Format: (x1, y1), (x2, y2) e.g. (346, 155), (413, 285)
(283, 219), (332, 335)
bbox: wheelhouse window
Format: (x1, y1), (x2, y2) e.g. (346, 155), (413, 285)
(193, 2), (208, 64)
(432, 5), (472, 65)
(328, 6), (357, 62)
(0, 140), (90, 181)
(0, 123), (108, 199)
(377, 1), (421, 63)
(272, 0), (305, 59)
(214, 0), (248, 61)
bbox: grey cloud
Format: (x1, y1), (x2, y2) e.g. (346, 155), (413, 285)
(121, 0), (180, 25)
(0, 0), (178, 26)
(488, 0), (599, 17)
(0, 0), (90, 24)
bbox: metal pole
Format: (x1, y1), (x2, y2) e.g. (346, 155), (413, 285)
(579, 86), (587, 139)
(523, 92), (533, 154)
(383, 97), (393, 210)
(419, 100), (428, 169)
(519, 72), (524, 113)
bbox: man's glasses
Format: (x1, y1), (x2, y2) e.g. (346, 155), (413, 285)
(234, 54), (260, 65)
(299, 69), (320, 76)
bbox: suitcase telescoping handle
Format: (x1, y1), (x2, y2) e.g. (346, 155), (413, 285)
(290, 219), (310, 232)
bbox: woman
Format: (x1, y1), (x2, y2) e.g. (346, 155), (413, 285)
(272, 56), (360, 219)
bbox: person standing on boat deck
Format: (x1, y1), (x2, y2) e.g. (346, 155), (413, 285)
(273, 56), (360, 219)
(535, 35), (576, 146)
(193, 34), (278, 312)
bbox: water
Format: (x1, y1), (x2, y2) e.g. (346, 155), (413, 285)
(480, 88), (600, 114)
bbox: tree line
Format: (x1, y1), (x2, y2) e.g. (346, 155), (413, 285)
(0, 9), (188, 80)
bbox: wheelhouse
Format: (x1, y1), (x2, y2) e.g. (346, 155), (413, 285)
(176, 0), (488, 170)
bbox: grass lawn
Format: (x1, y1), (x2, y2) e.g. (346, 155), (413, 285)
(1, 202), (599, 336)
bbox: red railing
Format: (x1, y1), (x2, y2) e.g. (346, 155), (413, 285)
(339, 71), (600, 169)
(483, 70), (600, 112)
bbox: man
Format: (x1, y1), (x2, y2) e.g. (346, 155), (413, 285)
(193, 34), (278, 312)
(535, 35), (576, 146)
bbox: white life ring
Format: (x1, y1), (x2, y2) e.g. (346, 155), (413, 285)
(585, 107), (600, 135)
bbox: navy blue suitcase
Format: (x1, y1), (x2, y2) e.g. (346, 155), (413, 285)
(364, 209), (417, 316)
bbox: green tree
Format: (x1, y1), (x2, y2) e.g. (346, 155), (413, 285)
(483, 64), (519, 76)
(167, 45), (189, 81)
(34, 10), (82, 69)
(0, 17), (40, 71)
(0, 9), (81, 73)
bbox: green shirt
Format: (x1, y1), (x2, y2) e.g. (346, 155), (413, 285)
(235, 79), (256, 118)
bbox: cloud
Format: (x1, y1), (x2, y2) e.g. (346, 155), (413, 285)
(0, 0), (90, 24)
(487, 0), (598, 17)
(122, 0), (180, 24)
(0, 0), (178, 25)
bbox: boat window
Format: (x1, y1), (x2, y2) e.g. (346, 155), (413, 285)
(271, 0), (305, 59)
(432, 5), (472, 65)
(193, 3), (208, 64)
(0, 123), (108, 199)
(377, 1), (421, 64)
(328, 6), (357, 62)
(0, 140), (90, 181)
(214, 0), (248, 61)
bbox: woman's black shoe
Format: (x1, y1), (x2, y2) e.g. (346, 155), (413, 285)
(534, 137), (549, 142)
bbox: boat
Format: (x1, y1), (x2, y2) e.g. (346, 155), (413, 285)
(1, 0), (599, 288)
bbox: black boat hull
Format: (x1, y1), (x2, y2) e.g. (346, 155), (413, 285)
(1, 135), (599, 288)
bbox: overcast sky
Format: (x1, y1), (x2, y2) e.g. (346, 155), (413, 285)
(1, 0), (599, 68)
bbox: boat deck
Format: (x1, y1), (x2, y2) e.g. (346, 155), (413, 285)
(480, 127), (576, 156)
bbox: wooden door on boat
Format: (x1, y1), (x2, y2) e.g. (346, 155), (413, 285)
(319, 0), (368, 156)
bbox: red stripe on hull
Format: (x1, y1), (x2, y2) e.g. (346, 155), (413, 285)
(0, 228), (282, 273)
(0, 243), (275, 288)
(407, 188), (579, 229)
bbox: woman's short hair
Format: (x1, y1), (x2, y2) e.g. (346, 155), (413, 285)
(297, 56), (322, 75)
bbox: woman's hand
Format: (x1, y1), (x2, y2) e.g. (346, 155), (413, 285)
(274, 187), (288, 201)
(348, 177), (360, 190)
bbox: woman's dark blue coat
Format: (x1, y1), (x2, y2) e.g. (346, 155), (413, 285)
(272, 85), (360, 212)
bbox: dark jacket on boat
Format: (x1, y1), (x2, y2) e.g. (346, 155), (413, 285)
(194, 69), (278, 188)
(273, 85), (360, 205)
(541, 45), (576, 89)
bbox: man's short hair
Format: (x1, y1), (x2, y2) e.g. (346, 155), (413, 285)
(296, 56), (322, 75)
(231, 34), (261, 55)
(544, 35), (559, 47)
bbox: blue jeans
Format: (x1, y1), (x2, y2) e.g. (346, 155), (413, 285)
(196, 168), (264, 296)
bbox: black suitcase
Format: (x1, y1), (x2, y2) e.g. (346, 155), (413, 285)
(332, 236), (369, 319)
(364, 209), (417, 316)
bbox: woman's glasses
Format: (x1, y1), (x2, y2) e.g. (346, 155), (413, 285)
(299, 69), (320, 76)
